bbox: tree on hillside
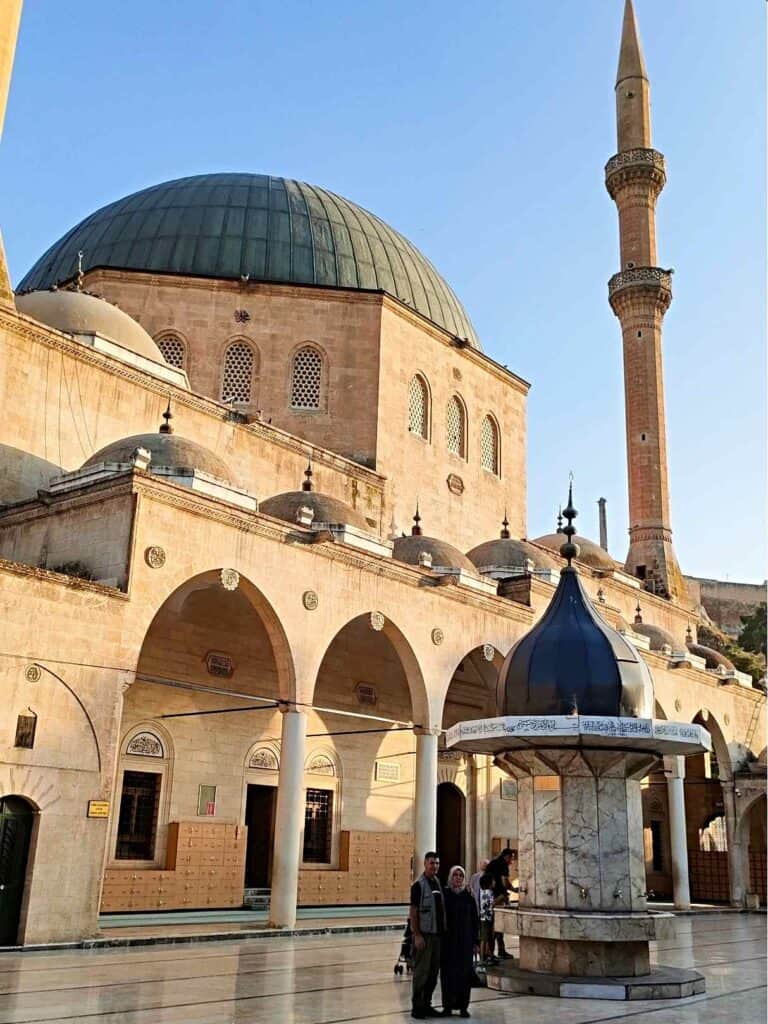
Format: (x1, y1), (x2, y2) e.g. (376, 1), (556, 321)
(737, 603), (767, 657)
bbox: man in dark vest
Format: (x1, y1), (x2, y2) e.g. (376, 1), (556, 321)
(409, 851), (446, 1018)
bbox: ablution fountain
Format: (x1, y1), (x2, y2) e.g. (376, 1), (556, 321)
(447, 488), (708, 999)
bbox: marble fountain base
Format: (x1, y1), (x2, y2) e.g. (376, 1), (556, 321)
(486, 907), (705, 1000)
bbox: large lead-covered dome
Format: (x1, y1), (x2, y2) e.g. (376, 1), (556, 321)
(19, 173), (479, 347)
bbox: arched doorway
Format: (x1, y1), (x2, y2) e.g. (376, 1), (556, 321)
(744, 794), (767, 905)
(0, 796), (35, 945)
(436, 782), (465, 883)
(686, 712), (730, 903)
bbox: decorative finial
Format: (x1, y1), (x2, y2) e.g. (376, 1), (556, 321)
(75, 251), (84, 292)
(500, 510), (510, 540)
(686, 623), (693, 644)
(558, 480), (580, 566)
(556, 506), (564, 533)
(412, 503), (422, 536)
(597, 586), (606, 604)
(302, 460), (313, 492)
(634, 601), (643, 624)
(159, 399), (173, 434)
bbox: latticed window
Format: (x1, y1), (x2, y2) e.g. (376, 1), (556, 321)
(221, 341), (254, 403)
(303, 788), (333, 863)
(481, 415), (499, 474)
(291, 346), (323, 409)
(446, 395), (466, 458)
(408, 375), (429, 437)
(156, 334), (186, 369)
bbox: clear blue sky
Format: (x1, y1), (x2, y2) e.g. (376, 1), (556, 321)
(2, 1), (764, 583)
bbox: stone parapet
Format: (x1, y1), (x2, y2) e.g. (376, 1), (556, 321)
(608, 266), (673, 315)
(605, 148), (666, 198)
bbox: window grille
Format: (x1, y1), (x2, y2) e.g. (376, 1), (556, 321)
(222, 342), (254, 403)
(157, 335), (186, 369)
(481, 416), (499, 474)
(116, 770), (161, 860)
(303, 788), (333, 863)
(408, 375), (428, 437)
(446, 396), (466, 457)
(291, 346), (322, 409)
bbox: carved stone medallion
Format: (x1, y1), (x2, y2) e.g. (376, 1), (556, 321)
(220, 568), (240, 591)
(370, 611), (385, 631)
(446, 473), (465, 496)
(145, 545), (166, 568)
(25, 665), (41, 683)
(431, 628), (444, 646)
(482, 644), (495, 662)
(302, 589), (319, 610)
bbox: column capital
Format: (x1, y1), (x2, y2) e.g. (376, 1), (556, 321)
(277, 701), (306, 716)
(663, 754), (686, 779)
(413, 725), (442, 737)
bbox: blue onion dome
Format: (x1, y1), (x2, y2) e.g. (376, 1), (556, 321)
(19, 173), (479, 348)
(498, 488), (654, 718)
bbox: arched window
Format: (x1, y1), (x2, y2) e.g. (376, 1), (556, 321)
(480, 415), (500, 474)
(446, 395), (466, 458)
(290, 345), (323, 409)
(156, 334), (186, 369)
(221, 341), (254, 403)
(408, 374), (429, 438)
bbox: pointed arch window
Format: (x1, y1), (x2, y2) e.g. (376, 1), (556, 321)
(291, 346), (323, 409)
(156, 333), (186, 369)
(408, 374), (429, 438)
(446, 395), (466, 458)
(221, 341), (254, 403)
(480, 415), (500, 475)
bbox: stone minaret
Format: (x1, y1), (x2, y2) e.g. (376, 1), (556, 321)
(0, 1), (23, 306)
(605, 0), (686, 602)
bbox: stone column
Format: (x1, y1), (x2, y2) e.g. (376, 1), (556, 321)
(414, 728), (439, 868)
(664, 756), (690, 910)
(268, 707), (307, 928)
(723, 783), (747, 907)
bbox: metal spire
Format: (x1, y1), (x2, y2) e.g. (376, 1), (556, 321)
(559, 480), (580, 567)
(500, 510), (510, 540)
(412, 503), (422, 536)
(302, 460), (313, 492)
(634, 601), (643, 624)
(159, 399), (173, 434)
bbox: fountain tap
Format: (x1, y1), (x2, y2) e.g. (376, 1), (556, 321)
(578, 886), (588, 901)
(613, 888), (623, 900)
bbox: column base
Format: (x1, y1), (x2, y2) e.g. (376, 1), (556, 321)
(486, 962), (706, 1000)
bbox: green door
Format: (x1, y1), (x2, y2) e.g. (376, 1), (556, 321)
(0, 797), (34, 945)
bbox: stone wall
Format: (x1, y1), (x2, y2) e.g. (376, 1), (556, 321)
(686, 575), (766, 637)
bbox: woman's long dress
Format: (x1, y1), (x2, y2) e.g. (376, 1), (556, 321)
(440, 888), (479, 1012)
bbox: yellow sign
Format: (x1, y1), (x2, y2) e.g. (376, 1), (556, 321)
(87, 800), (110, 819)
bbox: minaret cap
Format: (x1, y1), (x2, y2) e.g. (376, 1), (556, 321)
(411, 504), (422, 536)
(616, 0), (648, 86)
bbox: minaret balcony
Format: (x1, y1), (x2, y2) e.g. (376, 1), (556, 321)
(605, 148), (666, 198)
(608, 266), (673, 314)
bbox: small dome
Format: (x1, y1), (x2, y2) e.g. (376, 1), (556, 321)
(393, 534), (477, 574)
(687, 642), (735, 672)
(533, 532), (616, 571)
(15, 289), (164, 363)
(83, 431), (236, 485)
(633, 622), (678, 652)
(498, 562), (654, 719)
(467, 536), (560, 574)
(260, 490), (368, 531)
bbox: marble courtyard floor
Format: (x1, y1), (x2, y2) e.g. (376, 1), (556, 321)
(0, 915), (763, 1024)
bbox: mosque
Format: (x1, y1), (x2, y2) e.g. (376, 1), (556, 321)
(0, 0), (764, 947)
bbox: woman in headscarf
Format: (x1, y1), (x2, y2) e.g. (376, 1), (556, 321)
(440, 865), (479, 1017)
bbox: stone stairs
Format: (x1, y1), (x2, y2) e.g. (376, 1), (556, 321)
(243, 888), (271, 910)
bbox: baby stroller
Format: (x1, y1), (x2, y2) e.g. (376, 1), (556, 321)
(393, 919), (413, 975)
